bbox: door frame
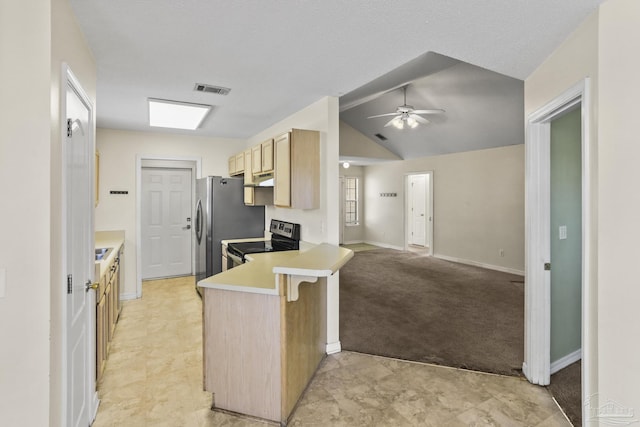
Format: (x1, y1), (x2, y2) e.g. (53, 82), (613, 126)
(61, 64), (99, 425)
(135, 155), (201, 297)
(524, 79), (591, 419)
(404, 171), (433, 255)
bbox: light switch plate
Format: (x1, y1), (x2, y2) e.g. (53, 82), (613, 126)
(559, 225), (567, 240)
(0, 268), (6, 298)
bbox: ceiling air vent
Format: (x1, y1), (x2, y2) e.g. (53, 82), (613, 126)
(194, 83), (231, 96)
(375, 133), (388, 141)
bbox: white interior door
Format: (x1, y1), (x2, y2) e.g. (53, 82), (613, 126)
(409, 175), (427, 247)
(141, 168), (193, 279)
(65, 70), (95, 427)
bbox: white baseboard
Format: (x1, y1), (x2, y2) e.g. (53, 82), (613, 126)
(550, 348), (581, 374)
(364, 240), (404, 251)
(433, 254), (525, 276)
(120, 292), (138, 301)
(326, 341), (341, 355)
(342, 240), (364, 245)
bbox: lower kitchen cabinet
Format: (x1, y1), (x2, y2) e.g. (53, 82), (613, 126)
(95, 241), (124, 383)
(96, 291), (107, 379)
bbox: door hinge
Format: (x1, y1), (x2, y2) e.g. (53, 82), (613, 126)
(67, 119), (73, 137)
(544, 263), (551, 271)
(67, 274), (73, 294)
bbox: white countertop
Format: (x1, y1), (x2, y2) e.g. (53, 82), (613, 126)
(198, 243), (353, 296)
(95, 230), (125, 280)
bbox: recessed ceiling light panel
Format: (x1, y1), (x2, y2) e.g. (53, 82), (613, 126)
(148, 98), (212, 130)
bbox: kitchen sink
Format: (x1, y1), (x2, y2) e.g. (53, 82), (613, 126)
(95, 247), (113, 261)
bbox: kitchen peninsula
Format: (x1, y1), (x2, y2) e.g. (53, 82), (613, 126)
(198, 243), (353, 425)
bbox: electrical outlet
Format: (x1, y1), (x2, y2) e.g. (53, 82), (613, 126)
(499, 249), (505, 257)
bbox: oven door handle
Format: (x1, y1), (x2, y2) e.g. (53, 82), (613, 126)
(227, 252), (243, 265)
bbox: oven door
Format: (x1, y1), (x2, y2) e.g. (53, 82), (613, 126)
(226, 251), (244, 270)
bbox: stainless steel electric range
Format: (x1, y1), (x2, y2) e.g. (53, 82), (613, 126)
(226, 219), (300, 268)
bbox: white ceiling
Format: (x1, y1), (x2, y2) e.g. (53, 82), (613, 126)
(69, 0), (605, 148)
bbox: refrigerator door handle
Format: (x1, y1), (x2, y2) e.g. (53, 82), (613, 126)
(195, 199), (203, 244)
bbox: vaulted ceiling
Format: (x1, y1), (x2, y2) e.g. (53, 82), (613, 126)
(69, 0), (605, 158)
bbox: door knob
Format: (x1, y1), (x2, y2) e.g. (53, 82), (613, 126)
(85, 280), (99, 292)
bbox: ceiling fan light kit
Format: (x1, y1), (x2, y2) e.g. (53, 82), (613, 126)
(367, 86), (444, 130)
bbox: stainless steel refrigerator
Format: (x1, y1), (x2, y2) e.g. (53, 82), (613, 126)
(194, 176), (265, 293)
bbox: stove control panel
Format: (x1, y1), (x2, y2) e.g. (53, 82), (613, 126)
(270, 219), (300, 240)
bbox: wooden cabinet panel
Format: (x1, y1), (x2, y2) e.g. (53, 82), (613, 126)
(243, 150), (254, 185)
(251, 145), (262, 175)
(261, 139), (274, 172)
(244, 186), (254, 205)
(228, 156), (237, 176)
(235, 152), (245, 173)
(96, 293), (107, 381)
(274, 130), (319, 209)
(274, 132), (291, 207)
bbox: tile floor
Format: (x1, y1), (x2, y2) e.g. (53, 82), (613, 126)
(92, 276), (571, 427)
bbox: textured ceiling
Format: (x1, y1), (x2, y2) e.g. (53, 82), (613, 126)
(69, 0), (604, 146)
(339, 53), (524, 160)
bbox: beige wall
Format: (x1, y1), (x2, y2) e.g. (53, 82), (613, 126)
(596, 0), (640, 416)
(95, 128), (245, 297)
(524, 6), (600, 413)
(364, 145), (525, 273)
(0, 0), (96, 425)
(0, 1), (52, 425)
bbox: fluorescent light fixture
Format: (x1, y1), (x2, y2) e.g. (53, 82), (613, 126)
(148, 98), (212, 130)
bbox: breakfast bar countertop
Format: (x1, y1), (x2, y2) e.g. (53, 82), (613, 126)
(197, 243), (353, 295)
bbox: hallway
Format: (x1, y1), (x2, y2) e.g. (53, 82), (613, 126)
(92, 276), (571, 426)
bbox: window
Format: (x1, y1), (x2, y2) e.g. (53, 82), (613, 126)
(344, 177), (359, 226)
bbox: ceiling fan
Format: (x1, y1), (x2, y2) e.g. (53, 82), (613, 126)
(367, 86), (444, 129)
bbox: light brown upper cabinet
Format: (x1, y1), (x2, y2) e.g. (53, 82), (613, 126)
(274, 129), (319, 209)
(251, 144), (262, 175)
(235, 152), (245, 174)
(243, 149), (254, 185)
(228, 155), (237, 176)
(261, 139), (274, 173)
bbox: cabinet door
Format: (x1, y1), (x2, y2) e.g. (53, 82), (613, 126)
(261, 139), (274, 172)
(244, 186), (254, 205)
(251, 145), (262, 174)
(228, 156), (236, 176)
(274, 132), (291, 207)
(110, 264), (119, 336)
(106, 282), (113, 342)
(236, 152), (245, 173)
(243, 150), (254, 185)
(96, 294), (106, 381)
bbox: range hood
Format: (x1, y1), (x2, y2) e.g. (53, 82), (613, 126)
(246, 174), (274, 187)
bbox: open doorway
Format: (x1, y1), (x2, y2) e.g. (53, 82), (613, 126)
(524, 79), (592, 426)
(405, 172), (433, 255)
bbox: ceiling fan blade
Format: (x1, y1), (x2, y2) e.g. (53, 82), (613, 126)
(411, 114), (430, 124)
(412, 109), (445, 115)
(384, 117), (399, 127)
(368, 112), (401, 119)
